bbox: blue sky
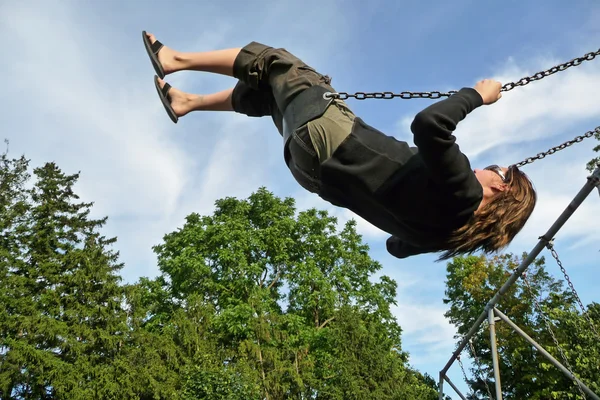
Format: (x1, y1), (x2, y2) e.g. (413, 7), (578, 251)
(2, 0), (600, 397)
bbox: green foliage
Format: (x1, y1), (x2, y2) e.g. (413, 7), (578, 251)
(120, 281), (185, 399)
(181, 354), (262, 400)
(0, 146), (440, 399)
(444, 253), (600, 399)
(0, 150), (129, 398)
(586, 128), (600, 172)
(147, 187), (438, 400)
(0, 149), (182, 399)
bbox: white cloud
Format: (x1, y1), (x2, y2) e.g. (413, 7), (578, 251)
(392, 301), (459, 365)
(396, 57), (600, 160)
(0, 0), (357, 282)
(1, 2), (195, 219)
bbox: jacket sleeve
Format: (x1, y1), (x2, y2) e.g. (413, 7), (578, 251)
(386, 236), (434, 259)
(410, 88), (483, 194)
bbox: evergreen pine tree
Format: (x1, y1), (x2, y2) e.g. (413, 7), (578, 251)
(0, 154), (131, 398)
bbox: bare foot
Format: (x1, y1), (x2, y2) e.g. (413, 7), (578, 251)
(146, 32), (184, 75)
(156, 78), (202, 117)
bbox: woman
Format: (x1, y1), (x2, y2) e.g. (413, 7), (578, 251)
(142, 32), (537, 260)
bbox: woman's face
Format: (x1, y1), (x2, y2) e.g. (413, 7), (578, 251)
(474, 165), (510, 199)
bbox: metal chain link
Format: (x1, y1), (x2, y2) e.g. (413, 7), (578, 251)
(521, 272), (588, 399)
(512, 127), (599, 168)
(544, 240), (600, 340)
(469, 339), (495, 399)
(325, 48), (600, 101)
(500, 49), (600, 92)
(455, 340), (496, 399)
(324, 90), (459, 101)
(457, 354), (471, 389)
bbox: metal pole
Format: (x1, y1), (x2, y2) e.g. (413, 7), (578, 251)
(494, 308), (600, 400)
(440, 168), (600, 377)
(443, 375), (468, 400)
(438, 371), (444, 400)
(488, 308), (503, 400)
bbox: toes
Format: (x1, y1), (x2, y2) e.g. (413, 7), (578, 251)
(157, 77), (170, 91)
(156, 78), (176, 99)
(146, 32), (157, 44)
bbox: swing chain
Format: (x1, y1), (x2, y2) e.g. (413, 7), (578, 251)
(457, 355), (471, 389)
(325, 48), (600, 101)
(325, 90), (459, 101)
(501, 48), (600, 92)
(513, 126), (599, 168)
(468, 339), (495, 399)
(521, 273), (588, 399)
(544, 240), (600, 340)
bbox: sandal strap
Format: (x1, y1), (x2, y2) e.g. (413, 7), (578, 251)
(161, 82), (172, 99)
(151, 39), (163, 55)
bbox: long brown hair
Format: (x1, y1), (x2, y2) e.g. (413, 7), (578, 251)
(438, 165), (537, 260)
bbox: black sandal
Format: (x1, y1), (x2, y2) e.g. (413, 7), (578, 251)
(142, 30), (165, 79)
(154, 75), (178, 124)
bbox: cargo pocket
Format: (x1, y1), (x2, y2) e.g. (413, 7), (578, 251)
(297, 65), (332, 85)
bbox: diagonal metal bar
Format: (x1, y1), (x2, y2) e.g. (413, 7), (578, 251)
(443, 375), (468, 400)
(438, 168), (600, 399)
(494, 308), (600, 400)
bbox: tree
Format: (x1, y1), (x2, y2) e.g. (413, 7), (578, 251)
(443, 253), (600, 399)
(0, 148), (445, 398)
(119, 280), (187, 399)
(146, 187), (438, 400)
(0, 150), (136, 399)
(0, 146), (32, 399)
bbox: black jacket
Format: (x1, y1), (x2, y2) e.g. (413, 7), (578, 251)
(317, 88), (485, 258)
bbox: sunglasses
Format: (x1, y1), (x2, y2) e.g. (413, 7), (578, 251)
(484, 165), (511, 183)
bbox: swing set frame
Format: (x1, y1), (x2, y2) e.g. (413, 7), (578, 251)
(438, 167), (600, 400)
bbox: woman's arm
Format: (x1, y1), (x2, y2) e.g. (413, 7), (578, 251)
(410, 80), (501, 192)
